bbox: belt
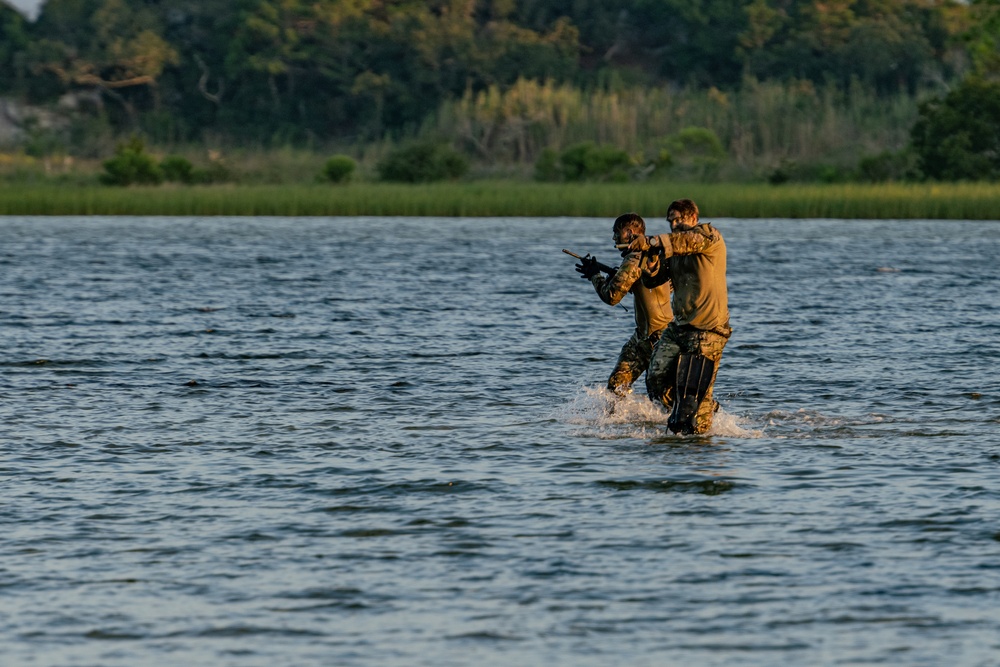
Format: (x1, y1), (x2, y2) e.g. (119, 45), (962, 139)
(669, 321), (732, 339)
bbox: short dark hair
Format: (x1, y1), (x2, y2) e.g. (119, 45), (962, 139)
(667, 199), (699, 221)
(613, 212), (645, 236)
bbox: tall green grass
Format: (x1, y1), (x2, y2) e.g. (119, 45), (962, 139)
(1, 182), (998, 219)
(0, 79), (942, 186)
(427, 78), (925, 177)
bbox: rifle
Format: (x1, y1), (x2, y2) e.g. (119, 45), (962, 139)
(562, 249), (617, 277)
(563, 249), (628, 312)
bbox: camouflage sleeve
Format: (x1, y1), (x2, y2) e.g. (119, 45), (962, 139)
(652, 224), (721, 259)
(590, 252), (641, 306)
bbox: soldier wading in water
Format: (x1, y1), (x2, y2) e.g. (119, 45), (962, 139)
(575, 213), (674, 405)
(626, 198), (732, 435)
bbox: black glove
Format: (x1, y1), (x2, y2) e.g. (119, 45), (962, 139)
(575, 254), (601, 279)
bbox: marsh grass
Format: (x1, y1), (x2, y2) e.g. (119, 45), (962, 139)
(1, 182), (998, 219)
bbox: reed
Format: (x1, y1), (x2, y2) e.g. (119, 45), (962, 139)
(1, 182), (998, 219)
(0, 80), (940, 187)
(431, 78), (924, 177)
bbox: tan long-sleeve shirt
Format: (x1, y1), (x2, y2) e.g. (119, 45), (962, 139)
(590, 251), (673, 338)
(650, 223), (729, 333)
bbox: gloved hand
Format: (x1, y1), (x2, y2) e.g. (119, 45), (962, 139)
(627, 235), (653, 253)
(575, 254), (601, 279)
(643, 253), (660, 276)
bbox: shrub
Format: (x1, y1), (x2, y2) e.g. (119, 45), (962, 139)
(660, 127), (726, 181)
(857, 149), (918, 183)
(634, 145), (674, 180)
(911, 77), (1000, 181)
(651, 147), (673, 171)
(768, 160), (793, 185)
(817, 164), (850, 183)
(668, 127), (726, 160)
(559, 142), (633, 182)
(160, 155), (195, 183)
(22, 123), (65, 158)
(195, 158), (231, 184)
(322, 155), (357, 183)
(768, 159), (853, 184)
(534, 147), (560, 181)
(376, 142), (468, 183)
(100, 137), (162, 186)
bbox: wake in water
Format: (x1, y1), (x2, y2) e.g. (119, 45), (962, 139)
(561, 385), (763, 440)
(758, 408), (897, 439)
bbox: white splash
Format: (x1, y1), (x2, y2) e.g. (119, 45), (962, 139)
(561, 385), (763, 440)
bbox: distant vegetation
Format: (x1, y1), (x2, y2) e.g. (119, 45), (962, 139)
(321, 155), (356, 184)
(0, 0), (997, 188)
(3, 182), (1000, 220)
(376, 143), (469, 183)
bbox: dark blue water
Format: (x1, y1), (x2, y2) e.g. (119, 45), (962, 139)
(1, 216), (999, 666)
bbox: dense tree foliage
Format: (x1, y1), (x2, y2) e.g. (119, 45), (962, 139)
(911, 77), (1000, 180)
(0, 0), (989, 154)
(735, 0), (955, 92)
(0, 3), (30, 92)
(15, 0), (580, 142)
(966, 0), (1000, 79)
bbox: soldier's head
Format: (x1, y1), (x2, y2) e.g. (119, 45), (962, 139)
(612, 212), (645, 247)
(667, 199), (699, 232)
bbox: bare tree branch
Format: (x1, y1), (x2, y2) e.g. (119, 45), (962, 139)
(194, 54), (224, 106)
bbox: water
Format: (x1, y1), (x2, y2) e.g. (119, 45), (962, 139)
(1, 216), (999, 666)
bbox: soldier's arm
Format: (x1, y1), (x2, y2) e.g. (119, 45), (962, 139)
(590, 252), (641, 306)
(650, 226), (720, 259)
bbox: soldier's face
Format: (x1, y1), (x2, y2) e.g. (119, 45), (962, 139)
(614, 227), (637, 246)
(668, 211), (696, 231)
(614, 227), (638, 255)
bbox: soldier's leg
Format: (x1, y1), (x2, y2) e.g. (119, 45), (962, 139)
(646, 333), (680, 411)
(607, 332), (647, 396)
(689, 331), (729, 434)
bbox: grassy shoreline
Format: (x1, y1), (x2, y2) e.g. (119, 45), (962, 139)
(1, 182), (998, 219)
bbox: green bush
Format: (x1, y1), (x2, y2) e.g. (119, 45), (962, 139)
(534, 148), (560, 182)
(857, 149), (918, 183)
(668, 127), (726, 160)
(911, 77), (1000, 181)
(768, 160), (793, 185)
(768, 159), (853, 184)
(558, 142), (633, 182)
(376, 142), (468, 183)
(22, 121), (65, 159)
(660, 127), (726, 181)
(651, 147), (673, 172)
(160, 155), (195, 183)
(193, 159), (231, 184)
(100, 137), (163, 186)
(816, 164), (851, 183)
(322, 155), (357, 183)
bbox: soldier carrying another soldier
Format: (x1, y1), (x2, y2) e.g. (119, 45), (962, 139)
(575, 213), (673, 404)
(626, 198), (732, 435)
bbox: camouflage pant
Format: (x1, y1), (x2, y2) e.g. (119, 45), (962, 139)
(647, 322), (730, 434)
(607, 329), (660, 397)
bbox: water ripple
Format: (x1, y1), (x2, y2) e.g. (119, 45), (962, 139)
(0, 216), (998, 666)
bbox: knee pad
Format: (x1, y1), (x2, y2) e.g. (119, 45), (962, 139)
(668, 353), (717, 434)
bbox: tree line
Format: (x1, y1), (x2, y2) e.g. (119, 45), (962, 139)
(0, 0), (998, 181)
